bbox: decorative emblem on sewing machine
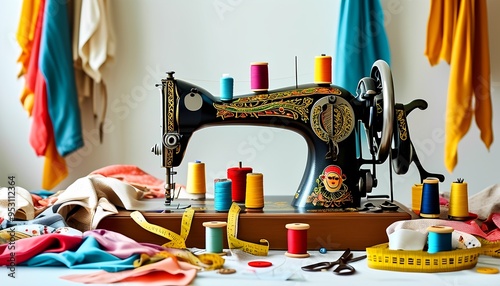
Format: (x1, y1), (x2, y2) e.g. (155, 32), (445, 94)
(308, 165), (353, 208)
(152, 60), (445, 210)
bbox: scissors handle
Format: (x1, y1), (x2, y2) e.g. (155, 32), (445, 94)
(334, 263), (356, 275)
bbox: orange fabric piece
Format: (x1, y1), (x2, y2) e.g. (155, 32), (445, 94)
(60, 256), (198, 286)
(18, 0), (44, 115)
(16, 0), (42, 77)
(425, 0), (493, 172)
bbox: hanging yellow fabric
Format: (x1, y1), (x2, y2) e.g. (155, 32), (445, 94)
(425, 0), (493, 172)
(16, 0), (42, 78)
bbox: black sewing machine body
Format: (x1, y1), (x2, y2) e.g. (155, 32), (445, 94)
(152, 61), (444, 209)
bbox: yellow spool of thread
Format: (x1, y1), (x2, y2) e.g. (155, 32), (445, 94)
(314, 54), (332, 84)
(448, 178), (469, 221)
(245, 173), (264, 209)
(412, 183), (423, 215)
(186, 161), (206, 199)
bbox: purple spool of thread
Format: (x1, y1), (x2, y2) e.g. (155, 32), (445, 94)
(250, 62), (269, 91)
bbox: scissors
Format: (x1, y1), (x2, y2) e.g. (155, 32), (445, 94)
(301, 249), (367, 275)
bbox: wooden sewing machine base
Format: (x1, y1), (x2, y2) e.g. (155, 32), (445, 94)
(98, 196), (417, 251)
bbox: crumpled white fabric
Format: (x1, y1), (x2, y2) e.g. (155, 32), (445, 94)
(0, 186), (35, 220)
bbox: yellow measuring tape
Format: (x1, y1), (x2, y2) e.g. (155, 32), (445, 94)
(130, 209), (224, 270)
(130, 209), (195, 249)
(133, 250), (225, 271)
(227, 203), (269, 256)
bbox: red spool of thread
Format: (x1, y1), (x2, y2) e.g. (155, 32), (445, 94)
(285, 223), (310, 258)
(250, 62), (269, 91)
(227, 162), (253, 203)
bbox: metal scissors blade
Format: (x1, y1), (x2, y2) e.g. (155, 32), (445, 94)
(301, 249), (352, 272)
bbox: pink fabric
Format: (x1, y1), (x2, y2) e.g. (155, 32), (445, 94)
(90, 165), (165, 198)
(60, 256), (198, 285)
(0, 233), (82, 265)
(83, 229), (165, 258)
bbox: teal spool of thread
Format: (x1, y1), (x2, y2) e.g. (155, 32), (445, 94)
(203, 221), (227, 253)
(220, 74), (234, 101)
(427, 226), (453, 253)
(214, 179), (232, 212)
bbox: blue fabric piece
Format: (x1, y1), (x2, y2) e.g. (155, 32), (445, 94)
(21, 236), (139, 272)
(334, 0), (391, 95)
(39, 0), (83, 156)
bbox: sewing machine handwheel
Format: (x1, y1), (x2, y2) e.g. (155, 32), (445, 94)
(370, 60), (395, 163)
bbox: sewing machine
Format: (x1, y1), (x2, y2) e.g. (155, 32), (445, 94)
(151, 60), (444, 210)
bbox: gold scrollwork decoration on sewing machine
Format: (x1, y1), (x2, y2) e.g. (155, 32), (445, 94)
(165, 80), (180, 166)
(396, 109), (408, 141)
(213, 87), (342, 122)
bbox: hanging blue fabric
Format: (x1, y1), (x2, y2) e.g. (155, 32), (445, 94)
(39, 0), (83, 156)
(334, 0), (391, 95)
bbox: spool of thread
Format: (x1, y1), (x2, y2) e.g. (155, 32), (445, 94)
(227, 163), (253, 203)
(213, 179), (232, 212)
(186, 161), (206, 199)
(285, 223), (310, 258)
(220, 74), (234, 101)
(420, 177), (441, 218)
(427, 226), (453, 254)
(250, 62), (269, 92)
(245, 173), (264, 209)
(314, 54), (332, 84)
(448, 179), (469, 220)
(412, 183), (423, 215)
(202, 221), (227, 254)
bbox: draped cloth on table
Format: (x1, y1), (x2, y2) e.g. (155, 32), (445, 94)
(334, 0), (391, 95)
(425, 0), (493, 172)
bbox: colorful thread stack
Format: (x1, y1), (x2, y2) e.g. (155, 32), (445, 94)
(213, 179), (232, 212)
(227, 163), (253, 203)
(426, 226), (453, 254)
(448, 178), (469, 221)
(186, 161), (206, 199)
(420, 177), (441, 218)
(220, 74), (234, 101)
(202, 221), (227, 254)
(314, 54), (332, 84)
(411, 183), (423, 215)
(285, 223), (310, 258)
(245, 173), (264, 209)
(250, 62), (269, 92)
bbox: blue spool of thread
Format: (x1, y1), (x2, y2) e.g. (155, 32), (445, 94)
(427, 226), (453, 253)
(214, 179), (232, 212)
(220, 74), (234, 101)
(203, 221), (227, 253)
(420, 177), (441, 218)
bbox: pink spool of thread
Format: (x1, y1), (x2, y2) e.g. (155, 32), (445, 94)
(250, 62), (269, 92)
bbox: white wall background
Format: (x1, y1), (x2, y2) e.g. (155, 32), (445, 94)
(1, 0), (499, 208)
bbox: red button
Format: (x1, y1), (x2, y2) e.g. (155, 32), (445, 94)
(248, 261), (273, 267)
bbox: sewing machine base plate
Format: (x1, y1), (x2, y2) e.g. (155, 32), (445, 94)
(98, 196), (416, 251)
